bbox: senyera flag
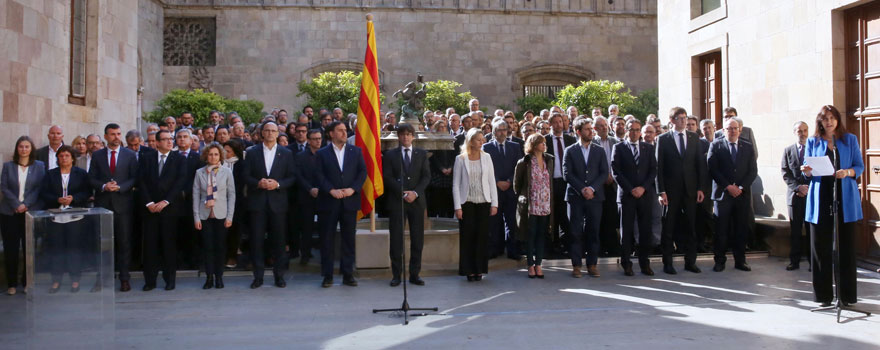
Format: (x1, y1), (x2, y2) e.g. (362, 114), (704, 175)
(355, 14), (383, 220)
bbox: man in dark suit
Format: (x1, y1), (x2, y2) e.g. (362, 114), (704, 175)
(315, 121), (367, 288)
(611, 119), (657, 276)
(781, 121), (811, 271)
(544, 112), (576, 255)
(453, 114), (476, 153)
(564, 118), (608, 278)
(242, 121), (297, 289)
(383, 124), (431, 286)
(287, 122), (311, 262)
(655, 107), (708, 275)
(137, 130), (187, 291)
(89, 123), (139, 292)
(293, 128), (322, 265)
(592, 116), (621, 257)
(174, 129), (204, 269)
(482, 119), (524, 259)
(35, 125), (65, 171)
(696, 120), (716, 252)
(708, 118), (758, 272)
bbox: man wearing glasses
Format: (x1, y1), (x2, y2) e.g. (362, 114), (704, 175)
(293, 129), (324, 266)
(482, 119), (524, 259)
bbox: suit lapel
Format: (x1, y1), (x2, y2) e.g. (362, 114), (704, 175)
(254, 147), (268, 178)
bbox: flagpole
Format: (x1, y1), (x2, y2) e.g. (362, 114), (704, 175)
(371, 211), (376, 232)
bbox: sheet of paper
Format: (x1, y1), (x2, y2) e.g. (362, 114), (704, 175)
(804, 156), (835, 176)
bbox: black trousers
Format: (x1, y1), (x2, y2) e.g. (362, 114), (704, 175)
(550, 178), (569, 250)
(142, 211), (178, 286)
(526, 215), (548, 266)
(1, 213), (26, 288)
(696, 199), (715, 249)
(568, 199), (602, 266)
(296, 198), (317, 259)
(249, 209), (288, 280)
(318, 201), (357, 278)
(713, 194), (750, 265)
(459, 202), (489, 276)
(488, 191), (518, 257)
(426, 186), (454, 218)
(619, 195), (653, 268)
(47, 221), (85, 283)
(177, 196), (199, 268)
(389, 201), (425, 279)
(600, 183), (621, 256)
(225, 199), (247, 262)
(662, 193), (697, 267)
(789, 196), (808, 265)
(810, 215), (857, 304)
(201, 218), (227, 277)
(113, 211), (133, 282)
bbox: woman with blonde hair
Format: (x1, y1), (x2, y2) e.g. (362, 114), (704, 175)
(452, 128), (498, 281)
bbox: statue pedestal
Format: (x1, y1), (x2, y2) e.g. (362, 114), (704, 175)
(380, 130), (454, 151)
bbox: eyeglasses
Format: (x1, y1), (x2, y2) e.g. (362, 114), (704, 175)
(158, 137), (173, 141)
(295, 130), (307, 133)
(627, 128), (641, 132)
(308, 137), (322, 141)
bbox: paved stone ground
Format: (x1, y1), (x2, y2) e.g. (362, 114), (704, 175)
(1, 256), (879, 349)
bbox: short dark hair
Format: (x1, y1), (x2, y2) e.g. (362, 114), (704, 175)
(181, 111), (193, 117)
(302, 105), (314, 113)
(307, 129), (323, 139)
(294, 122), (309, 130)
(55, 145), (76, 161)
(104, 123), (121, 134)
(396, 123), (415, 136)
(668, 107), (687, 120)
(12, 136), (36, 166)
(156, 129), (172, 141)
(201, 124), (214, 131)
(325, 121), (344, 134)
(222, 139), (245, 159)
(723, 107), (738, 116)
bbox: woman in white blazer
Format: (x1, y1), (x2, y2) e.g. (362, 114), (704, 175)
(452, 128), (498, 281)
(193, 143), (236, 289)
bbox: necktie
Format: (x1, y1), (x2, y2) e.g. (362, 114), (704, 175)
(181, 151), (188, 158)
(110, 150), (117, 174)
(730, 142), (738, 163)
(300, 144), (305, 152)
(555, 137), (563, 177)
(631, 142), (639, 165)
(798, 144), (804, 165)
(404, 148), (411, 172)
(499, 143), (505, 158)
(159, 154), (166, 175)
(677, 132), (685, 156)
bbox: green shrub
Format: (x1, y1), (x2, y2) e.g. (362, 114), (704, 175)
(146, 89), (264, 126)
(296, 71), (385, 117)
(422, 80), (476, 115)
(627, 88), (659, 121)
(515, 95), (553, 119)
(553, 80), (637, 118)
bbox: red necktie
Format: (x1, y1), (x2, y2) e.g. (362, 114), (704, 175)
(110, 150), (117, 174)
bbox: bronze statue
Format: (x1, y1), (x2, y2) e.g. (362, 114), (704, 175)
(393, 74), (427, 126)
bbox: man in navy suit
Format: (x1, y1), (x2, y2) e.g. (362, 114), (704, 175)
(293, 128), (323, 265)
(564, 118), (608, 278)
(708, 119), (757, 272)
(242, 121), (297, 289)
(137, 130), (187, 291)
(655, 107), (708, 275)
(482, 119), (524, 259)
(544, 112), (576, 255)
(89, 123), (139, 292)
(287, 122), (310, 261)
(174, 129), (204, 270)
(315, 121), (367, 288)
(611, 119), (657, 276)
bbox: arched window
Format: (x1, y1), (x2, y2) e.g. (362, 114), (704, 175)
(513, 64), (595, 99)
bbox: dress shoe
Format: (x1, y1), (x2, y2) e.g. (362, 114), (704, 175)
(572, 266), (583, 278)
(49, 285), (60, 294)
(203, 277), (214, 290)
(474, 274), (483, 281)
(164, 283), (175, 291)
(713, 263), (725, 272)
(786, 263), (799, 271)
(663, 265), (677, 275)
(142, 284), (156, 292)
(641, 266), (654, 276)
(466, 275), (475, 282)
(623, 265), (634, 276)
(215, 276), (224, 289)
(535, 266), (545, 279)
(734, 263), (751, 272)
(587, 265), (601, 277)
(342, 276), (358, 287)
(321, 277), (333, 288)
(250, 279), (263, 289)
(409, 277), (425, 286)
(390, 278), (401, 287)
(819, 301), (833, 307)
(120, 281), (131, 292)
(685, 265), (701, 273)
(70, 284), (80, 293)
(274, 277), (287, 288)
(528, 266), (536, 279)
(6, 287), (15, 296)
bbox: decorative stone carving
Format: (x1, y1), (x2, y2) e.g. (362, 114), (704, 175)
(164, 17), (217, 66)
(188, 66), (213, 92)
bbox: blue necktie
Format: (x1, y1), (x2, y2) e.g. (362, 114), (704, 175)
(499, 143), (505, 158)
(677, 132), (685, 156)
(730, 142), (738, 163)
(404, 148), (411, 172)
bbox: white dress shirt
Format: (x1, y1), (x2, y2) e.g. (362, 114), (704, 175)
(262, 143), (277, 175)
(675, 130), (688, 154)
(48, 145), (59, 170)
(333, 143), (346, 171)
(552, 135), (565, 178)
(17, 165), (29, 202)
(60, 172), (70, 209)
(106, 145), (120, 169)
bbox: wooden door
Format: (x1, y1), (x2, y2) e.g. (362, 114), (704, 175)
(846, 1), (880, 266)
(699, 52), (722, 125)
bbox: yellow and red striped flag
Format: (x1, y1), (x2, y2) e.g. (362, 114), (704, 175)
(355, 14), (383, 220)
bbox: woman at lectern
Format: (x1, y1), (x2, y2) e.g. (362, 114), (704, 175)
(801, 105), (863, 307)
(41, 145), (91, 293)
(0, 136), (45, 295)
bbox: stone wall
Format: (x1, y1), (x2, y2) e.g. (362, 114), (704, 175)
(0, 0), (140, 162)
(139, 0), (165, 113)
(156, 0), (658, 113)
(657, 0), (859, 219)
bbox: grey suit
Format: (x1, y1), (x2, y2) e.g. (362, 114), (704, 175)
(192, 165), (236, 222)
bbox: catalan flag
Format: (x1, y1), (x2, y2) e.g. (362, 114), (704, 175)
(355, 14), (383, 220)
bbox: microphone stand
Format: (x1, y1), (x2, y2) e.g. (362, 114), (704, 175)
(373, 146), (437, 325)
(810, 143), (871, 322)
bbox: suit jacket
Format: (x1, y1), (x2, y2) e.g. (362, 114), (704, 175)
(138, 151), (188, 216)
(481, 139), (523, 191)
(655, 130), (708, 199)
(135, 145), (157, 162)
(75, 154), (91, 172)
(805, 134), (864, 224)
(315, 143), (367, 212)
(698, 138), (712, 194)
(382, 146), (431, 210)
(707, 138), (758, 201)
(34, 145), (53, 171)
(544, 133), (576, 178)
(176, 150), (203, 196)
(562, 142), (608, 203)
(0, 161), (46, 215)
(41, 167), (91, 209)
(192, 165), (236, 221)
(243, 144), (297, 213)
(781, 143), (809, 206)
(716, 125), (758, 158)
(89, 147), (139, 214)
(453, 133), (466, 154)
(611, 141), (657, 203)
(451, 152), (499, 209)
(295, 148), (320, 205)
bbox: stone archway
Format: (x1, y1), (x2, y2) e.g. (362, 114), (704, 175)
(512, 63), (596, 97)
(301, 60), (386, 91)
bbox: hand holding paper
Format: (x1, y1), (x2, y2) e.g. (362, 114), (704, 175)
(804, 156), (835, 177)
